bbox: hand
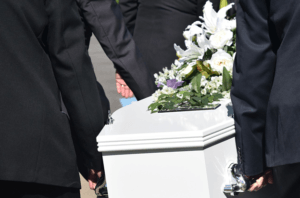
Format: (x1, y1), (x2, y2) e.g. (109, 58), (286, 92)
(247, 169), (273, 192)
(116, 71), (134, 98)
(88, 169), (102, 190)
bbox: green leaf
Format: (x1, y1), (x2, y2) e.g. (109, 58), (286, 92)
(197, 60), (220, 78)
(208, 95), (214, 103)
(224, 46), (228, 52)
(192, 97), (202, 105)
(196, 61), (211, 78)
(195, 92), (202, 97)
(212, 93), (223, 101)
(202, 97), (209, 105)
(193, 96), (202, 101)
(229, 14), (236, 20)
(232, 28), (236, 34)
(148, 102), (162, 113)
(165, 102), (175, 110)
(184, 67), (198, 80)
(222, 67), (233, 91)
(165, 97), (177, 103)
(203, 49), (213, 60)
(190, 99), (198, 105)
(158, 94), (168, 100)
(227, 51), (234, 56)
(182, 91), (191, 96)
(191, 73), (202, 93)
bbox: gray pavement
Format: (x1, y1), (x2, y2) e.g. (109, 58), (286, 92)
(89, 35), (123, 113)
(80, 35), (123, 198)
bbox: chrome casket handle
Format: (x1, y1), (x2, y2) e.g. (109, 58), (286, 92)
(224, 164), (254, 196)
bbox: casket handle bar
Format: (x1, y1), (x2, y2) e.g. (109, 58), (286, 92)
(223, 164), (254, 196)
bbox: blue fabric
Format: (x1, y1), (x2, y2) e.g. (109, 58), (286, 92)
(120, 97), (137, 107)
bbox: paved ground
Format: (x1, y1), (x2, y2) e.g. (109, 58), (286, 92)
(80, 35), (123, 198)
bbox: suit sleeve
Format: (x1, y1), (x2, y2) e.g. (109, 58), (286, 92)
(231, 0), (276, 176)
(118, 0), (139, 35)
(76, 0), (157, 100)
(45, 0), (105, 171)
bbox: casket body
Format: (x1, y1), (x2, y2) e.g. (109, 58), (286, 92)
(97, 98), (276, 198)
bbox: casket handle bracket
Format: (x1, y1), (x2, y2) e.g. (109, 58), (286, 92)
(107, 110), (114, 125)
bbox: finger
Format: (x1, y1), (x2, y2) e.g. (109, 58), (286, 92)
(88, 180), (94, 190)
(125, 87), (130, 98)
(116, 79), (126, 85)
(255, 176), (265, 189)
(263, 169), (273, 185)
(121, 86), (126, 97)
(248, 182), (258, 192)
(116, 82), (121, 94)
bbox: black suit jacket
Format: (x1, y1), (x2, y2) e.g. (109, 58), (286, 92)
(231, 0), (299, 176)
(0, 0), (105, 188)
(119, 0), (220, 77)
(76, 0), (157, 100)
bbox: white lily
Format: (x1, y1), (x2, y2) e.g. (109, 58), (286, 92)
(183, 21), (203, 40)
(171, 59), (184, 70)
(174, 43), (205, 60)
(196, 32), (211, 51)
(228, 19), (236, 30)
(178, 61), (197, 79)
(200, 1), (234, 34)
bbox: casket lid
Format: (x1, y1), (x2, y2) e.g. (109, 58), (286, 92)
(97, 97), (234, 152)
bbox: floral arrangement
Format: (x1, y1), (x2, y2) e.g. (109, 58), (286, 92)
(148, 1), (236, 113)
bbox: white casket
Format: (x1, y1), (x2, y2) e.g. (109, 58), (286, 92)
(97, 98), (276, 198)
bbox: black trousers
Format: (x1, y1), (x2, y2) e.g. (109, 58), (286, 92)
(274, 163), (300, 198)
(0, 181), (80, 198)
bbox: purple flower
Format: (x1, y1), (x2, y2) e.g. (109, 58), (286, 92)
(157, 82), (164, 87)
(167, 79), (184, 89)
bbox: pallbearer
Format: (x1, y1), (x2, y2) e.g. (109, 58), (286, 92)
(0, 0), (107, 197)
(231, 0), (300, 196)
